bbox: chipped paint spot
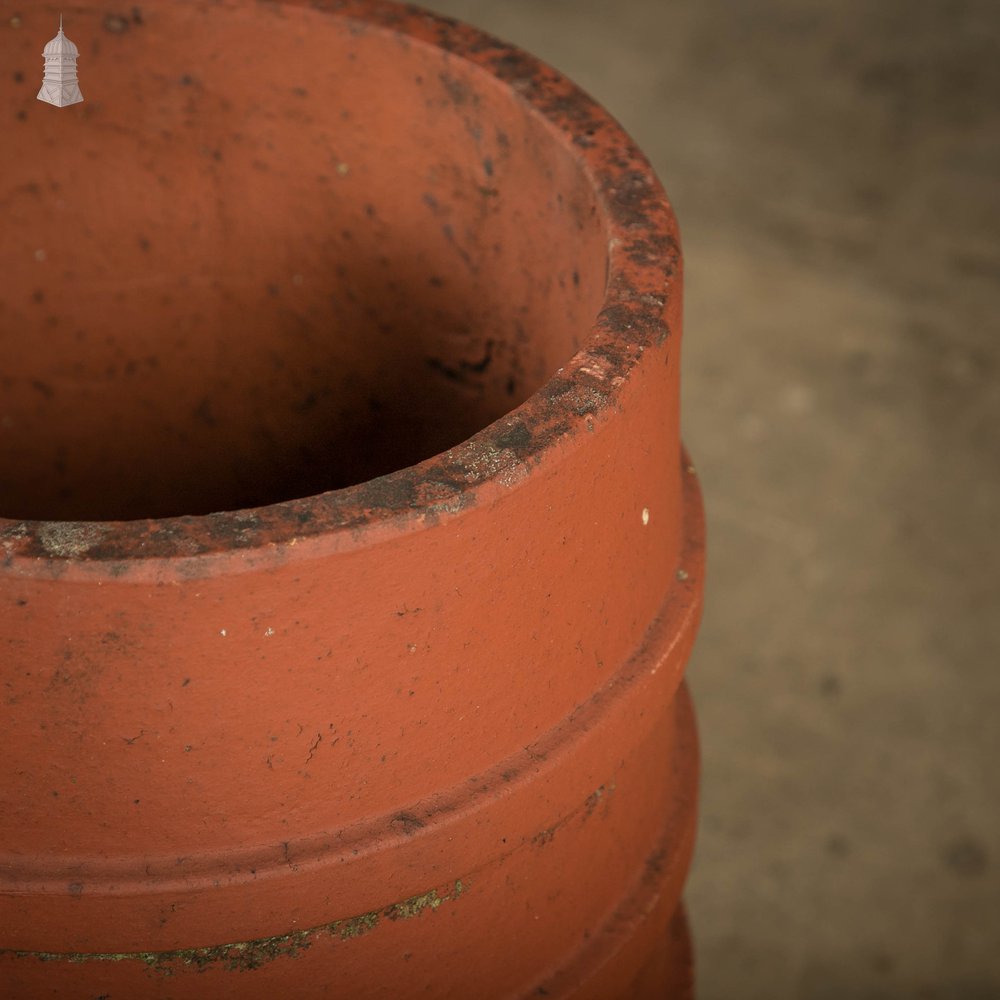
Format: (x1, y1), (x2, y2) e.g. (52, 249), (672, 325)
(642, 508), (650, 526)
(578, 357), (613, 381)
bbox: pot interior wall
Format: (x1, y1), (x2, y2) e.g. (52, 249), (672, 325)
(0, 4), (607, 520)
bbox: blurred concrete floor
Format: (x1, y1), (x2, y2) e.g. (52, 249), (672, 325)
(424, 2), (1000, 997)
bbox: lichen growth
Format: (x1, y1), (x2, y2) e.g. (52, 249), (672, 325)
(387, 889), (443, 920)
(8, 879), (467, 974)
(37, 522), (108, 557)
(333, 910), (380, 940)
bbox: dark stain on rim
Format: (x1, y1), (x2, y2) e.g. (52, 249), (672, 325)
(0, 0), (681, 571)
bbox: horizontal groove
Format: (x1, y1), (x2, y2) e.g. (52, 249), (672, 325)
(0, 461), (703, 899)
(4, 878), (467, 972)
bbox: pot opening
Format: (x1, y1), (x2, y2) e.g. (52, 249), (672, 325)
(1, 4), (607, 521)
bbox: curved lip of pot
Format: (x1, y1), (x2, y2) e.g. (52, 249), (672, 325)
(0, 0), (681, 574)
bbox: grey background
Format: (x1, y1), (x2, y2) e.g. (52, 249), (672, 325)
(424, 2), (999, 997)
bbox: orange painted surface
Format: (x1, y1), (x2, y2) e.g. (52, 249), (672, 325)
(0, 2), (703, 996)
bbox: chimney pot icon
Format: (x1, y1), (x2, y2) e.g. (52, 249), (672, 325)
(38, 15), (84, 107)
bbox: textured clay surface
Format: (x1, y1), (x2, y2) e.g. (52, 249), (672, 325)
(0, 2), (701, 996)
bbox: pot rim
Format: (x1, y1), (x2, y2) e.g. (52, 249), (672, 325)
(0, 0), (681, 570)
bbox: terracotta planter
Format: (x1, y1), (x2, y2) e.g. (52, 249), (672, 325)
(0, 2), (704, 996)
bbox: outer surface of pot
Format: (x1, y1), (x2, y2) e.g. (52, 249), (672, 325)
(0, 1), (704, 996)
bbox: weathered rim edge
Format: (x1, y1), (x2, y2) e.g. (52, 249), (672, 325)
(0, 0), (682, 569)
